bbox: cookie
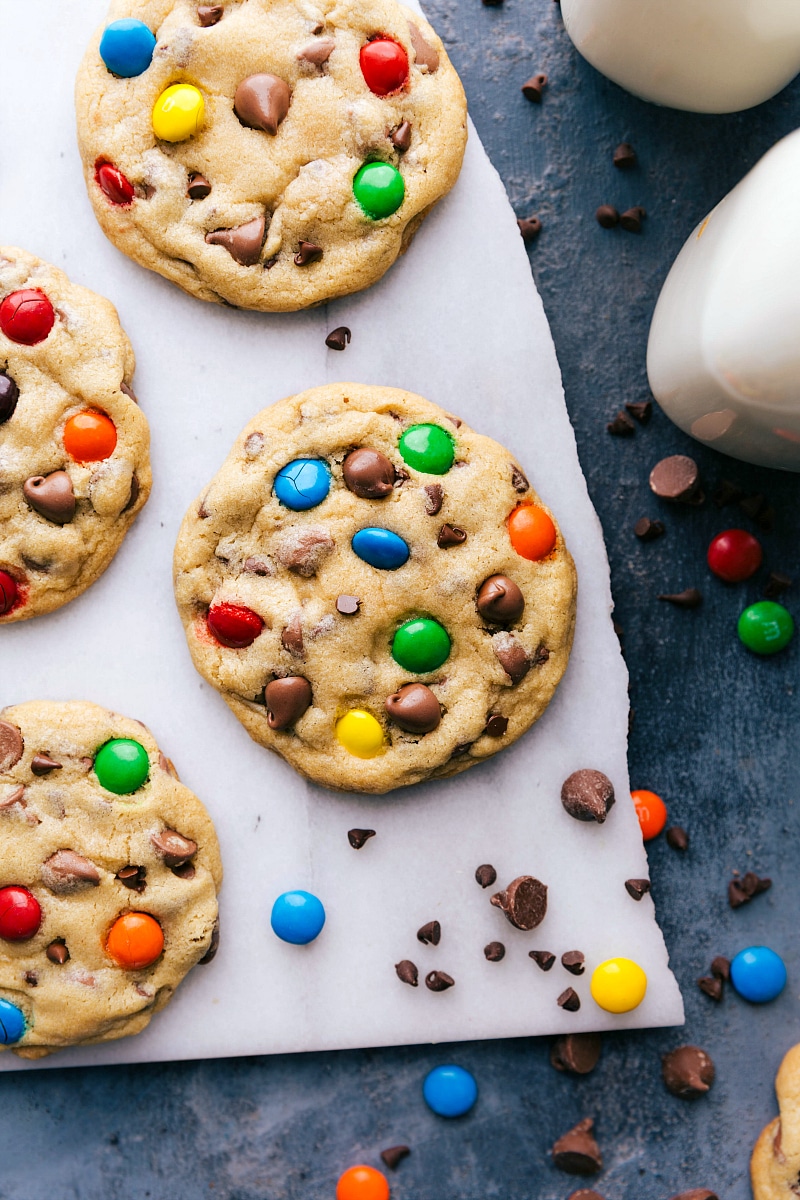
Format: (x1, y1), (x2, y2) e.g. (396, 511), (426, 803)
(0, 701), (222, 1058)
(752, 1043), (800, 1199)
(75, 0), (468, 313)
(0, 248), (150, 622)
(173, 384), (577, 794)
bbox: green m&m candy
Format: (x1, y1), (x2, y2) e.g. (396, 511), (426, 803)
(353, 162), (405, 220)
(737, 601), (794, 656)
(392, 618), (451, 673)
(398, 424), (455, 474)
(94, 738), (150, 794)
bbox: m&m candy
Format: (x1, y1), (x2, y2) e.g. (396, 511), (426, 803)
(730, 946), (786, 1003)
(353, 162), (405, 220)
(271, 890), (326, 944)
(360, 38), (409, 95)
(392, 617), (451, 673)
(508, 504), (556, 561)
(153, 84), (205, 142)
(336, 709), (386, 757)
(0, 886), (42, 942)
(336, 1165), (390, 1200)
(398, 424), (454, 474)
(99, 18), (156, 77)
(63, 410), (117, 463)
(590, 957), (647, 1013)
(106, 912), (164, 969)
(0, 571), (20, 616)
(0, 997), (26, 1045)
(423, 1065), (478, 1118)
(95, 160), (135, 206)
(631, 788), (667, 840)
(94, 738), (150, 795)
(351, 528), (410, 570)
(274, 459), (331, 510)
(0, 289), (55, 346)
(707, 529), (762, 583)
(207, 602), (264, 648)
(737, 601), (794, 655)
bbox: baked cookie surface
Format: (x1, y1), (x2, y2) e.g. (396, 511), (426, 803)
(75, 0), (468, 312)
(753, 1043), (800, 1199)
(0, 701), (222, 1058)
(0, 248), (150, 622)
(174, 384), (577, 794)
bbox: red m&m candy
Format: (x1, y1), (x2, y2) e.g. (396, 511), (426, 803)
(0, 571), (20, 616)
(207, 602), (264, 648)
(0, 289), (55, 346)
(707, 529), (762, 583)
(94, 159), (135, 206)
(0, 886), (42, 941)
(360, 38), (409, 95)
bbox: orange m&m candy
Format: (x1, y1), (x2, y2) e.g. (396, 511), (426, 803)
(508, 504), (557, 561)
(631, 789), (668, 841)
(336, 1166), (390, 1200)
(106, 912), (164, 969)
(63, 410), (117, 463)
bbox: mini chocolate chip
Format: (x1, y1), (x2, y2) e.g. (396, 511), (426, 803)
(558, 987), (581, 1012)
(711, 956), (730, 981)
(765, 571), (793, 599)
(625, 400), (651, 423)
(343, 448), (395, 498)
(477, 575), (525, 624)
(493, 634), (530, 684)
(386, 684), (441, 734)
(596, 205), (619, 228)
(484, 941), (505, 961)
(561, 769), (615, 823)
(650, 455), (702, 503)
(475, 864), (496, 888)
(206, 216), (266, 266)
(728, 871), (771, 908)
(425, 970), (454, 992)
(518, 216), (542, 242)
(0, 720), (24, 772)
(265, 677), (312, 730)
(697, 975), (723, 1001)
(294, 241), (323, 266)
(424, 484), (443, 515)
(620, 206), (646, 233)
(116, 865), (147, 892)
(347, 828), (376, 849)
(395, 960), (419, 987)
(491, 876), (547, 930)
(511, 465), (529, 493)
(529, 949), (555, 971)
(199, 916), (220, 964)
(417, 920), (441, 946)
(634, 517), (665, 541)
(325, 326), (351, 351)
(607, 411), (635, 437)
(0, 373), (20, 423)
(197, 4), (223, 25)
(390, 121), (412, 152)
(552, 1118), (601, 1174)
(550, 1032), (602, 1075)
(659, 588), (703, 609)
(484, 714), (508, 738)
(297, 38), (335, 64)
(666, 826), (689, 851)
(521, 72), (548, 101)
(41, 850), (101, 893)
(46, 940), (69, 965)
(613, 141), (637, 168)
(24, 971), (38, 987)
(561, 951), (585, 976)
(380, 1145), (410, 1169)
(336, 595), (360, 615)
(187, 172), (212, 199)
(31, 753), (62, 776)
(437, 523), (467, 548)
(662, 1045), (715, 1099)
(625, 878), (651, 901)
(235, 73), (291, 134)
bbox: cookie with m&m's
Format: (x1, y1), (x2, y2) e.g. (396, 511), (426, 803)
(75, 1), (467, 312)
(0, 248), (150, 622)
(173, 385), (577, 794)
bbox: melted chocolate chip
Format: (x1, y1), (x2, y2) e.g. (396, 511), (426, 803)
(385, 684), (441, 734)
(484, 714), (508, 737)
(336, 595), (360, 615)
(475, 864), (497, 888)
(116, 865), (147, 892)
(325, 326), (351, 351)
(662, 1045), (715, 1099)
(197, 4), (223, 25)
(23, 471), (76, 525)
(298, 38), (335, 65)
(425, 970), (454, 992)
(529, 949), (555, 971)
(557, 987), (581, 1012)
(423, 484), (443, 515)
(408, 22), (439, 71)
(234, 74), (291, 134)
(206, 216), (266, 265)
(281, 614), (304, 657)
(343, 448), (395, 498)
(276, 528), (334, 577)
(265, 677), (312, 730)
(477, 576), (525, 624)
(391, 121), (412, 152)
(493, 634), (531, 683)
(395, 959), (418, 986)
(0, 373), (19, 423)
(151, 829), (197, 867)
(437, 523), (467, 548)
(347, 828), (376, 849)
(417, 920), (441, 946)
(561, 769), (615, 823)
(550, 1033), (602, 1075)
(490, 875), (547, 930)
(294, 241), (323, 266)
(31, 753), (62, 776)
(625, 878), (651, 901)
(41, 850), (101, 893)
(484, 941), (505, 961)
(552, 1118), (602, 1174)
(0, 720), (24, 772)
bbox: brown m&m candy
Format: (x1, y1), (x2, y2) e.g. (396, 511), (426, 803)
(264, 677), (312, 730)
(476, 575), (525, 623)
(343, 448), (396, 498)
(385, 683), (441, 733)
(490, 875), (547, 930)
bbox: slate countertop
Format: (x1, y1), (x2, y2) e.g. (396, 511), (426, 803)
(2, 4), (799, 1198)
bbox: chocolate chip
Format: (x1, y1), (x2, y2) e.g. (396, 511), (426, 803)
(41, 850), (101, 893)
(650, 455), (702, 503)
(484, 941), (505, 961)
(199, 917), (220, 964)
(511, 465), (529, 493)
(23, 471), (76, 525)
(613, 142), (637, 168)
(123, 473), (140, 513)
(197, 4), (223, 25)
(518, 216), (542, 242)
(561, 951), (585, 976)
(477, 575), (525, 624)
(625, 878), (651, 901)
(234, 73), (291, 134)
(265, 677), (312, 730)
(116, 865), (147, 892)
(668, 1192), (718, 1200)
(408, 22), (439, 71)
(172, 862), (196, 880)
(711, 956), (730, 981)
(492, 633), (530, 684)
(620, 206), (646, 233)
(596, 205), (619, 228)
(484, 714), (508, 738)
(475, 864), (496, 888)
(607, 410), (635, 436)
(697, 975), (723, 1001)
(561, 769), (615, 823)
(24, 971), (38, 987)
(551, 1032), (602, 1075)
(281, 614), (304, 657)
(425, 970), (454, 992)
(46, 940), (69, 965)
(0, 719), (24, 772)
(728, 871), (771, 908)
(336, 595), (360, 615)
(417, 920), (441, 946)
(491, 875), (547, 930)
(187, 172), (211, 199)
(380, 1145), (410, 1169)
(294, 241), (323, 266)
(634, 517), (665, 542)
(385, 684), (441, 734)
(151, 829), (197, 867)
(662, 1045), (715, 1099)
(529, 949), (555, 971)
(558, 987), (581, 1012)
(658, 588), (703, 609)
(0, 786), (25, 813)
(437, 523), (467, 548)
(325, 326), (351, 351)
(276, 528), (334, 576)
(347, 828), (376, 849)
(31, 753), (62, 776)
(521, 72), (548, 102)
(391, 121), (412, 152)
(423, 484), (443, 515)
(343, 448), (395, 498)
(552, 1118), (601, 1174)
(206, 216), (266, 265)
(666, 826), (689, 852)
(0, 373), (19, 423)
(626, 400), (651, 423)
(297, 38), (335, 64)
(765, 571), (792, 599)
(243, 556), (272, 576)
(395, 960), (419, 987)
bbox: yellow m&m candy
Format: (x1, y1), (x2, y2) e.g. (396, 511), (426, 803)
(153, 84), (204, 141)
(336, 710), (386, 758)
(590, 957), (647, 1013)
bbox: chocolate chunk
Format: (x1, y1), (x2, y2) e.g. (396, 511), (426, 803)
(116, 865), (146, 892)
(437, 523), (467, 548)
(607, 411), (635, 437)
(199, 917), (220, 964)
(297, 38), (335, 65)
(662, 1045), (715, 1099)
(668, 1192), (718, 1200)
(518, 216), (542, 242)
(0, 720), (24, 772)
(41, 850), (101, 893)
(475, 864), (497, 888)
(0, 373), (20, 423)
(395, 960), (419, 987)
(484, 714), (508, 738)
(380, 1145), (410, 1169)
(562, 950), (585, 976)
(151, 829), (197, 867)
(347, 828), (376, 849)
(620, 206), (646, 233)
(477, 575), (525, 624)
(265, 677), (312, 730)
(391, 121), (412, 152)
(561, 769), (615, 823)
(197, 4), (223, 25)
(530, 949), (555, 971)
(697, 975), (723, 1001)
(385, 684), (441, 734)
(417, 920), (441, 946)
(625, 878), (651, 901)
(666, 826), (689, 851)
(613, 141), (637, 168)
(634, 517), (665, 542)
(521, 72), (548, 102)
(658, 588), (703, 609)
(626, 400), (651, 423)
(711, 956), (730, 981)
(650, 455), (702, 503)
(765, 571), (792, 599)
(46, 940), (69, 965)
(484, 941), (505, 961)
(491, 875), (547, 930)
(596, 205), (619, 228)
(558, 987), (581, 1012)
(31, 753), (62, 776)
(552, 1118), (602, 1174)
(511, 465), (529, 493)
(343, 448), (395, 498)
(294, 241), (323, 266)
(408, 22), (439, 71)
(336, 595), (360, 615)
(728, 871), (771, 908)
(493, 633), (530, 683)
(206, 216), (266, 266)
(234, 74), (291, 134)
(551, 1032), (602, 1075)
(187, 172), (211, 199)
(425, 970), (454, 992)
(24, 471), (76, 524)
(325, 326), (351, 351)
(276, 528), (334, 576)
(281, 614), (304, 657)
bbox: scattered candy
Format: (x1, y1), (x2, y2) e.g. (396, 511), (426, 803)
(613, 141), (637, 168)
(271, 890), (326, 944)
(0, 571), (20, 616)
(391, 617), (450, 673)
(0, 886), (42, 941)
(234, 73), (291, 135)
(561, 769), (615, 823)
(153, 84), (205, 142)
(94, 738), (150, 794)
(395, 959), (418, 986)
(662, 1045), (715, 1098)
(0, 288), (55, 345)
(336, 709), (386, 757)
(425, 969), (454, 991)
(63, 410), (117, 463)
(562, 950), (586, 976)
(707, 528), (762, 582)
(360, 38), (409, 95)
(351, 527), (410, 570)
(274, 458), (331, 510)
(521, 72), (548, 102)
(207, 602), (264, 648)
(552, 1118), (602, 1175)
(423, 1065), (477, 1117)
(728, 871), (771, 908)
(475, 863), (497, 888)
(607, 410), (635, 437)
(550, 1032), (602, 1075)
(666, 825), (689, 852)
(634, 517), (665, 541)
(0, 372), (19, 423)
(106, 911), (164, 969)
(94, 159), (135, 206)
(398, 423), (454, 474)
(353, 162), (405, 220)
(508, 504), (557, 560)
(626, 401), (652, 423)
(631, 788), (667, 840)
(0, 998), (26, 1044)
(99, 18), (156, 77)
(336, 1165), (390, 1200)
(530, 949), (556, 971)
(590, 957), (647, 1013)
(484, 941), (505, 961)
(738, 601), (794, 655)
(380, 1145), (410, 1170)
(518, 215), (542, 242)
(490, 875), (547, 930)
(347, 828), (376, 849)
(730, 946), (786, 1003)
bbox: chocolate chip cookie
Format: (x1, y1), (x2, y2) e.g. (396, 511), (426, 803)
(75, 0), (468, 312)
(173, 384), (577, 794)
(0, 247), (150, 622)
(752, 1043), (800, 1199)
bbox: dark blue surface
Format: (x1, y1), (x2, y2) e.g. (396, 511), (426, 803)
(2, 4), (800, 1198)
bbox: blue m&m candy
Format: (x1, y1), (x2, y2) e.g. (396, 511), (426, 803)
(274, 459), (331, 511)
(271, 890), (326, 945)
(99, 19), (157, 78)
(730, 946), (787, 1003)
(352, 527), (409, 570)
(0, 997), (26, 1044)
(423, 1065), (478, 1118)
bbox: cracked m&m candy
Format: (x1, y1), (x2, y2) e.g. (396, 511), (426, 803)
(99, 18), (156, 77)
(106, 912), (164, 969)
(631, 788), (667, 841)
(274, 458), (331, 510)
(94, 738), (150, 794)
(423, 1065), (478, 1118)
(207, 602), (264, 648)
(392, 617), (451, 673)
(591, 957), (647, 1013)
(0, 571), (20, 616)
(153, 84), (205, 142)
(63, 410), (117, 463)
(730, 946), (786, 1003)
(94, 159), (135, 206)
(336, 709), (386, 757)
(398, 423), (454, 474)
(353, 162), (405, 220)
(0, 886), (42, 942)
(0, 998), (26, 1045)
(352, 527), (409, 570)
(271, 890), (326, 944)
(337, 1165), (390, 1200)
(738, 601), (794, 655)
(508, 504), (556, 561)
(707, 528), (762, 583)
(360, 37), (409, 95)
(0, 289), (55, 346)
